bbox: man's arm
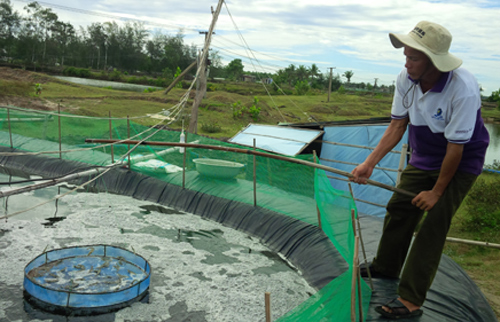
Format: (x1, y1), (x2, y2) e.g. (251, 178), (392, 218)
(351, 118), (408, 184)
(412, 142), (464, 211)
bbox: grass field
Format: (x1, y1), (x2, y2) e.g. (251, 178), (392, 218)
(1, 69), (500, 317)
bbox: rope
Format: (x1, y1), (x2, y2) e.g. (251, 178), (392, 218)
(0, 119), (170, 220)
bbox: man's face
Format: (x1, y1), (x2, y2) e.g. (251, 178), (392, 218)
(404, 46), (432, 80)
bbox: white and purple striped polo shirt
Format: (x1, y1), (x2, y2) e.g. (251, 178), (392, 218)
(392, 68), (489, 175)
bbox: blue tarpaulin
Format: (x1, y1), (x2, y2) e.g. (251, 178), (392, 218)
(320, 124), (409, 217)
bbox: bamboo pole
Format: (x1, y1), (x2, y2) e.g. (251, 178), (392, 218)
(349, 184), (374, 290)
(357, 266), (364, 322)
(58, 105), (62, 159)
(182, 132), (188, 189)
(253, 138), (257, 207)
(313, 151), (322, 230)
(163, 60), (197, 95)
(109, 111), (114, 164)
(265, 292), (271, 322)
(84, 139), (418, 198)
(397, 143), (408, 185)
(445, 237), (500, 249)
(0, 167), (105, 199)
(127, 116), (131, 169)
(7, 108), (13, 148)
(351, 235), (360, 322)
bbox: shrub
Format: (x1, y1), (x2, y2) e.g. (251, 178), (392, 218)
(109, 68), (122, 81)
(294, 80), (310, 95)
(232, 100), (245, 119)
(249, 96), (261, 121)
(201, 122), (222, 133)
(338, 85), (346, 94)
(463, 179), (500, 232)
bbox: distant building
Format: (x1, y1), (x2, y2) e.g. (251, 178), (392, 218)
(242, 74), (256, 82)
(262, 78), (273, 85)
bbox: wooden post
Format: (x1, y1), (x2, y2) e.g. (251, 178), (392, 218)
(397, 143), (408, 186)
(253, 138), (257, 207)
(313, 151), (322, 230)
(265, 292), (271, 322)
(349, 183), (374, 290)
(58, 105), (62, 159)
(109, 111), (114, 164)
(7, 108), (13, 148)
(127, 115), (131, 169)
(351, 235), (360, 322)
(182, 132), (188, 189)
(328, 67), (333, 102)
(188, 0), (224, 134)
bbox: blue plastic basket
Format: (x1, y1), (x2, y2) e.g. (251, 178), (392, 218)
(23, 245), (151, 316)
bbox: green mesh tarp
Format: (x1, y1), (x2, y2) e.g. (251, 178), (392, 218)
(0, 106), (371, 321)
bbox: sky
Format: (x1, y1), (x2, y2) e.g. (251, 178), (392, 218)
(10, 0), (500, 96)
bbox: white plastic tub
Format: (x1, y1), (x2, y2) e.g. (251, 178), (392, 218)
(192, 158), (245, 179)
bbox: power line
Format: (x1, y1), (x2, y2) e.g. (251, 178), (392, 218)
(13, 0), (201, 33)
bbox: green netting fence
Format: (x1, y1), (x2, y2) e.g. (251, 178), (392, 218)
(0, 106), (372, 321)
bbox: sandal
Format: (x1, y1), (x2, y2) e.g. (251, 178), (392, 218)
(375, 298), (423, 319)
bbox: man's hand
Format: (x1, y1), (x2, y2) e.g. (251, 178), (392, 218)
(350, 163), (374, 185)
(411, 190), (441, 211)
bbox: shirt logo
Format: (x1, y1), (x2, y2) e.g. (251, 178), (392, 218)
(432, 108), (444, 121)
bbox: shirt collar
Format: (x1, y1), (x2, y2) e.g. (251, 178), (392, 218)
(407, 71), (451, 93)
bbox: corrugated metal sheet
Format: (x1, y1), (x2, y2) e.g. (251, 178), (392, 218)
(229, 124), (323, 156)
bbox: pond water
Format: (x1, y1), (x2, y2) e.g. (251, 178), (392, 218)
(485, 122), (500, 166)
(54, 76), (164, 92)
(0, 173), (314, 322)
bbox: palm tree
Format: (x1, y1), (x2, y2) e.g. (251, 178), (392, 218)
(343, 70), (354, 83)
(309, 64), (320, 80)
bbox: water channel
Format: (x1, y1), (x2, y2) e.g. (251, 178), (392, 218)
(54, 76), (164, 92)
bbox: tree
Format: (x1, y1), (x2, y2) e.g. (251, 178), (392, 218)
(23, 2), (59, 64)
(296, 65), (308, 81)
(0, 0), (21, 60)
(226, 59), (244, 80)
(52, 21), (75, 66)
(343, 70), (354, 83)
(309, 64), (320, 79)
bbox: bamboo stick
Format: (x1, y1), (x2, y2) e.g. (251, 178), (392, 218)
(58, 105), (62, 159)
(253, 138), (257, 207)
(349, 184), (374, 290)
(351, 236), (360, 322)
(7, 108), (13, 148)
(127, 116), (131, 169)
(84, 139), (418, 198)
(0, 167), (105, 199)
(313, 151), (322, 230)
(163, 60), (197, 95)
(109, 111), (114, 164)
(397, 143), (408, 185)
(446, 237), (500, 249)
(182, 132), (187, 189)
(265, 292), (271, 322)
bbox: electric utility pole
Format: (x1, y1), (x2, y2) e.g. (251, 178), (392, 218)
(188, 0), (224, 134)
(327, 67), (336, 102)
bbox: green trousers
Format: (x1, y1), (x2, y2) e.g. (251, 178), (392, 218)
(372, 164), (477, 306)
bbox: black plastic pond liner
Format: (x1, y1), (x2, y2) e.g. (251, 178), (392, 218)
(0, 146), (497, 322)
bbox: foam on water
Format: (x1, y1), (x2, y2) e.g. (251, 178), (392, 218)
(0, 181), (315, 322)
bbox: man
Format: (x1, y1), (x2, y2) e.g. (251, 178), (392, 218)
(351, 21), (489, 319)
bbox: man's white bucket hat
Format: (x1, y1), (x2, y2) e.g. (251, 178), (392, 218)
(389, 21), (462, 72)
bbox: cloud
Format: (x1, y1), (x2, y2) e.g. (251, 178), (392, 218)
(10, 0), (500, 94)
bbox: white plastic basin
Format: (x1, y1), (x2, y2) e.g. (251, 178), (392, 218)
(193, 158), (245, 179)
